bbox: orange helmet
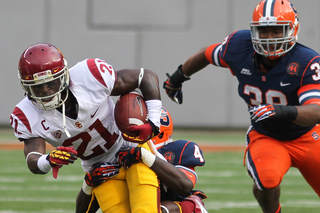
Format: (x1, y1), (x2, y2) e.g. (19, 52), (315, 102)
(250, 0), (299, 59)
(152, 107), (173, 149)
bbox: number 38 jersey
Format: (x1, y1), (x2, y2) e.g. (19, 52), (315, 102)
(10, 58), (130, 172)
(205, 30), (320, 141)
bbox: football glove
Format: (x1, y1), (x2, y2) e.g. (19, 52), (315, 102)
(122, 120), (159, 144)
(249, 104), (297, 122)
(46, 146), (78, 166)
(46, 146), (77, 179)
(116, 146), (142, 169)
(163, 64), (190, 104)
(84, 162), (121, 187)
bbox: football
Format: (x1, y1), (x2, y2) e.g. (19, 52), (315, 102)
(114, 91), (148, 136)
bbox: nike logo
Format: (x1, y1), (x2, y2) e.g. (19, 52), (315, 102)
(280, 82), (291, 87)
(91, 108), (99, 118)
(136, 96), (144, 116)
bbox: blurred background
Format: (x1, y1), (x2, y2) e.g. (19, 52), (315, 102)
(1, 0), (320, 129)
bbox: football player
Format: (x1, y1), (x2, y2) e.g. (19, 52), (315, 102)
(81, 107), (208, 213)
(10, 43), (162, 212)
(163, 0), (320, 212)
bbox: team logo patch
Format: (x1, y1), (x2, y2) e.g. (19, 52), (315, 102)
(52, 130), (63, 139)
(287, 62), (300, 76)
(75, 122), (83, 128)
(163, 151), (175, 164)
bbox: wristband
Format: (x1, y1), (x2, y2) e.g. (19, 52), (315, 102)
(160, 205), (170, 213)
(37, 154), (52, 173)
(140, 147), (156, 167)
(274, 105), (298, 121)
(26, 151), (43, 163)
(169, 64), (190, 87)
(145, 99), (162, 128)
(82, 179), (93, 195)
(138, 68), (144, 88)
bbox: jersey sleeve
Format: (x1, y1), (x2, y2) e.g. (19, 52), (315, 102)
(85, 58), (117, 95)
(205, 31), (240, 75)
(10, 105), (36, 141)
(297, 84), (320, 106)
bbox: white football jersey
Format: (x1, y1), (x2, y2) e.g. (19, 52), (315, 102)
(10, 58), (135, 172)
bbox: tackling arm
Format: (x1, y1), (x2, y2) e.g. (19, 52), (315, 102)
(150, 157), (194, 196)
(117, 147), (193, 196)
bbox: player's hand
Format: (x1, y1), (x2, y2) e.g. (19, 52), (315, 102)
(249, 104), (276, 122)
(116, 146), (142, 169)
(122, 120), (159, 144)
(46, 146), (78, 167)
(249, 104), (298, 122)
(163, 65), (190, 104)
(163, 74), (183, 104)
(46, 146), (78, 179)
(84, 162), (121, 187)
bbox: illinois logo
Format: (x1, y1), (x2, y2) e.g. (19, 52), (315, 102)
(287, 62), (300, 76)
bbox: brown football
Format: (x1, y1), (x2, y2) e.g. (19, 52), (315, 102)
(114, 92), (148, 136)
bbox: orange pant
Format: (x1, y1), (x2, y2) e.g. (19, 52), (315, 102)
(245, 125), (320, 196)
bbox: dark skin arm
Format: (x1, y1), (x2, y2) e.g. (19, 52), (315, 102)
(111, 68), (161, 101)
(76, 189), (99, 213)
(294, 104), (320, 126)
(180, 47), (210, 77)
(24, 137), (47, 174)
(150, 157), (193, 196)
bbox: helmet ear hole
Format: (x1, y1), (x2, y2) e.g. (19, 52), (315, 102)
(158, 132), (164, 139)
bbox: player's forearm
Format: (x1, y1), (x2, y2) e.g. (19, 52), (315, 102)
(151, 158), (193, 196)
(294, 104), (320, 126)
(182, 47), (210, 77)
(24, 138), (47, 174)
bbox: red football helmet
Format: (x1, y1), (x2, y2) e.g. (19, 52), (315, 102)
(152, 107), (173, 149)
(250, 0), (299, 59)
(18, 43), (69, 110)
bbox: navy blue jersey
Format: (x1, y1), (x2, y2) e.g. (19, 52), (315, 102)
(157, 140), (205, 201)
(206, 30), (320, 140)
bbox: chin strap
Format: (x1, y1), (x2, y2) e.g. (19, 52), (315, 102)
(62, 103), (71, 138)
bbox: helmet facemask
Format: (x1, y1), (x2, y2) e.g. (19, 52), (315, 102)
(19, 59), (69, 110)
(250, 0), (300, 60)
(251, 19), (298, 59)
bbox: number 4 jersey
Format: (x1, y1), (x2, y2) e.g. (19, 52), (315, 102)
(10, 58), (128, 172)
(205, 30), (320, 141)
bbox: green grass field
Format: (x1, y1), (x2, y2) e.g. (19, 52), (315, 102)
(1, 128), (320, 212)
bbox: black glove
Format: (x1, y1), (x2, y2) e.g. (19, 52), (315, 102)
(163, 65), (190, 104)
(116, 147), (142, 169)
(84, 162), (121, 187)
